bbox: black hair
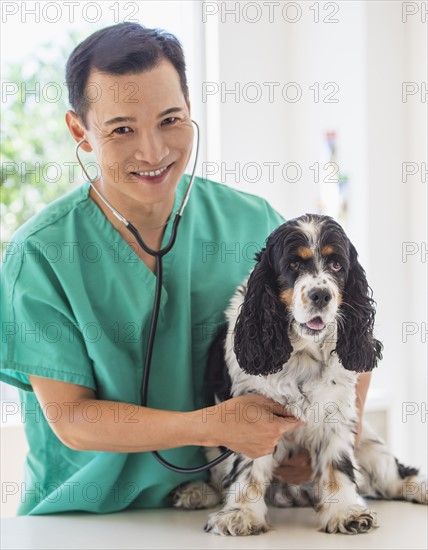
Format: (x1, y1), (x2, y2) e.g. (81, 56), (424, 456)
(65, 22), (188, 128)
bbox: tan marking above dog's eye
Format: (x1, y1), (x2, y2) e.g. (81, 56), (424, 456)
(297, 247), (313, 259)
(321, 245), (335, 256)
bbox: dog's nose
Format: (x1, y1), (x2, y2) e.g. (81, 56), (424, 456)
(308, 288), (332, 308)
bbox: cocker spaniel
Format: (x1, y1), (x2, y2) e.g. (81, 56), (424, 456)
(172, 214), (427, 535)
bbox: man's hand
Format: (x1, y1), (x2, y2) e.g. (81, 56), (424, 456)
(200, 395), (304, 459)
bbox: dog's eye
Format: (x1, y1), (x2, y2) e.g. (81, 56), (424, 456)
(329, 260), (342, 272)
(289, 262), (300, 271)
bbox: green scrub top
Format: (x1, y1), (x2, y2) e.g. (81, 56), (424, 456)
(1, 174), (285, 515)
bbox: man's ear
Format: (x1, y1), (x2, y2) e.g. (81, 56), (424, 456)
(65, 110), (92, 152)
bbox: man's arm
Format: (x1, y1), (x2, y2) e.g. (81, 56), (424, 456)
(28, 375), (302, 459)
(355, 371), (372, 444)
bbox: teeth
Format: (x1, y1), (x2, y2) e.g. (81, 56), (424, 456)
(134, 166), (169, 177)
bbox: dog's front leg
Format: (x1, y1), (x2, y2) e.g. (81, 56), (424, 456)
(204, 453), (273, 536)
(311, 434), (378, 534)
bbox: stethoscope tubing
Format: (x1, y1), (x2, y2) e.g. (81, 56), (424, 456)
(75, 120), (232, 473)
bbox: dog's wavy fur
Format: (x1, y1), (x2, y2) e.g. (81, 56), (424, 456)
(172, 214), (427, 536)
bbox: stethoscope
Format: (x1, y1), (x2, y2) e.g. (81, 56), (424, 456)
(75, 119), (232, 473)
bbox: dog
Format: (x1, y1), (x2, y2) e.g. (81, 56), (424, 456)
(171, 214), (427, 535)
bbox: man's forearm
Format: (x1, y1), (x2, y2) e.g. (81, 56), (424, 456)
(355, 371), (372, 442)
(29, 377), (305, 457)
(57, 400), (208, 452)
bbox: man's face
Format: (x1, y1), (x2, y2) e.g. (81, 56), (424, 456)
(80, 60), (193, 208)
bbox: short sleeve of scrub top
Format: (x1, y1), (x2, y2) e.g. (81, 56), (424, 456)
(1, 174), (285, 515)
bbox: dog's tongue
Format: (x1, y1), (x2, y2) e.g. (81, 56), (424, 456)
(306, 317), (325, 330)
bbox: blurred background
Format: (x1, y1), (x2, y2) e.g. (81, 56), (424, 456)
(1, 0), (427, 517)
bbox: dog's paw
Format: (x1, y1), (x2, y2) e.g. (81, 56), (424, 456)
(204, 507), (270, 536)
(169, 482), (221, 510)
(321, 505), (379, 534)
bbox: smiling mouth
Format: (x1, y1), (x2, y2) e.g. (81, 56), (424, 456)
(301, 317), (326, 332)
(130, 163), (173, 181)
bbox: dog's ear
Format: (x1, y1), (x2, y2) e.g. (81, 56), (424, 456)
(335, 242), (383, 372)
(233, 249), (292, 376)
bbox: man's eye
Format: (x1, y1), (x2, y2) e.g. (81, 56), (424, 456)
(113, 126), (132, 135)
(161, 117), (178, 126)
(289, 262), (300, 271)
(329, 260), (342, 272)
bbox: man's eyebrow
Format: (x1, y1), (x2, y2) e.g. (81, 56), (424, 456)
(104, 116), (137, 126)
(104, 108), (184, 127)
(158, 107), (183, 118)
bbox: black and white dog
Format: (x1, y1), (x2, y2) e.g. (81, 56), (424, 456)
(172, 214), (427, 535)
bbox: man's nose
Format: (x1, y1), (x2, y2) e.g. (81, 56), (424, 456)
(133, 130), (169, 165)
(308, 288), (332, 309)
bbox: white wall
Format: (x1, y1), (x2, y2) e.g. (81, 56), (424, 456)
(364, 0), (427, 467)
(400, 0), (427, 467)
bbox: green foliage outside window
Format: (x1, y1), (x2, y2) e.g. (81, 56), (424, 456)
(1, 32), (87, 248)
